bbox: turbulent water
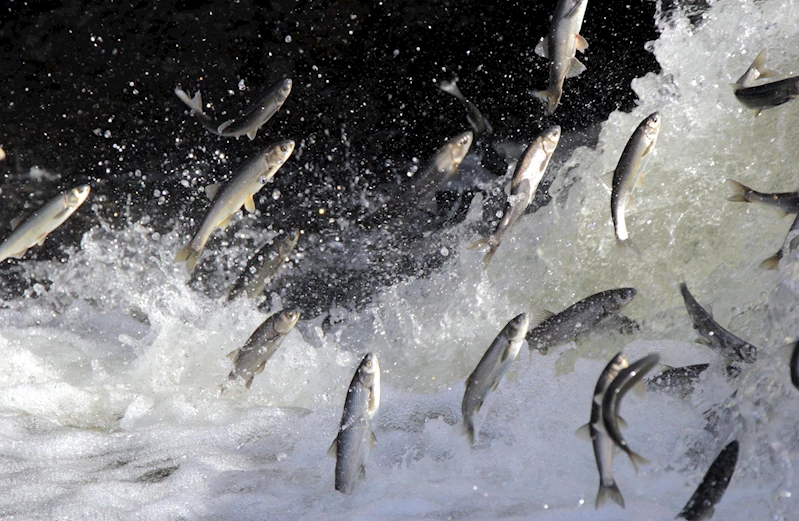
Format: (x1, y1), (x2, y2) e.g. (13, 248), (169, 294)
(3, 0), (799, 519)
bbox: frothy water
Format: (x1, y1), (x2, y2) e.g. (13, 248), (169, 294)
(2, 0), (799, 519)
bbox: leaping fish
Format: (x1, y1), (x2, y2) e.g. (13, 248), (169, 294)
(175, 78), (292, 140)
(732, 50), (799, 117)
(438, 78), (493, 137)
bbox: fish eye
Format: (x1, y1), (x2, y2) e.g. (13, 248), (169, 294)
(259, 175), (269, 184)
(365, 361), (372, 368)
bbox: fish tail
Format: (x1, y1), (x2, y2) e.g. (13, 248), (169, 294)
(616, 237), (642, 256)
(439, 78), (465, 101)
(481, 244), (499, 268)
(752, 50), (779, 79)
(596, 481), (625, 509)
(627, 449), (650, 473)
(759, 253), (781, 270)
(533, 89), (560, 113)
(174, 243), (201, 273)
(725, 179), (750, 202)
(463, 420), (475, 446)
(174, 87), (204, 114)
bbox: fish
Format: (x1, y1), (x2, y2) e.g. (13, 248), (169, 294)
(576, 352), (630, 509)
(791, 341), (799, 391)
(761, 212), (799, 270)
(438, 78), (493, 137)
(645, 363), (709, 397)
(329, 353), (381, 494)
(533, 0), (589, 112)
(469, 126), (561, 266)
(732, 51), (798, 117)
(725, 179), (799, 214)
(413, 131), (474, 212)
(175, 78), (293, 140)
(227, 230), (300, 301)
(679, 283), (758, 364)
(601, 352), (659, 472)
(527, 287), (638, 355)
(226, 309), (300, 389)
(0, 185), (91, 263)
(174, 140), (295, 273)
(676, 440), (739, 520)
(605, 112), (661, 252)
(461, 313), (530, 445)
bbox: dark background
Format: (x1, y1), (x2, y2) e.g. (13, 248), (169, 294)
(0, 0), (661, 316)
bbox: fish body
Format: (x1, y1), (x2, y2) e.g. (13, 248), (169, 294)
(601, 353), (659, 471)
(609, 112), (661, 251)
(175, 78), (292, 140)
(584, 352), (630, 508)
(676, 440), (739, 520)
(734, 77), (799, 114)
(226, 310), (300, 389)
(679, 283), (757, 364)
(470, 126), (561, 266)
(174, 140), (295, 273)
(534, 0), (589, 112)
(725, 179), (799, 213)
(439, 78), (493, 137)
(413, 131), (474, 211)
(331, 353), (381, 494)
(228, 230), (300, 300)
(646, 363), (709, 397)
(462, 313), (530, 445)
(527, 288), (637, 355)
(0, 185), (90, 263)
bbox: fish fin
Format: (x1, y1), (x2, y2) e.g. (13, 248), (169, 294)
(244, 194), (256, 213)
(175, 88), (204, 114)
(359, 466), (366, 480)
(695, 337), (712, 346)
(467, 237), (490, 251)
(481, 245), (498, 268)
(463, 420), (475, 446)
(474, 399), (484, 413)
(327, 435), (338, 458)
(596, 481), (625, 509)
(174, 244), (201, 273)
(439, 78), (466, 101)
(575, 34), (588, 53)
(205, 183), (221, 201)
(626, 450), (649, 473)
(254, 360), (267, 375)
(575, 423), (591, 441)
(753, 109), (762, 118)
(533, 89), (559, 113)
(217, 119), (234, 134)
(501, 343), (515, 363)
(531, 309), (555, 325)
(534, 37), (549, 58)
(616, 237), (642, 257)
(566, 0), (587, 17)
(617, 415), (629, 429)
(226, 349), (238, 360)
(566, 57), (586, 79)
(247, 129), (258, 140)
(36, 234), (48, 247)
(773, 208), (789, 218)
(760, 254), (780, 270)
(751, 50), (779, 79)
(725, 179), (748, 202)
(370, 431), (377, 447)
(600, 171), (614, 189)
(632, 380), (647, 398)
(9, 215), (25, 230)
(244, 376), (254, 389)
(9, 248), (29, 259)
(635, 175), (645, 188)
(217, 215), (232, 229)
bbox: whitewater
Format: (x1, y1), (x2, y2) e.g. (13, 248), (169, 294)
(2, 0), (799, 519)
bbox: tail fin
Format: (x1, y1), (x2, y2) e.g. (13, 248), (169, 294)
(481, 245), (499, 268)
(725, 179), (750, 202)
(463, 420), (475, 446)
(625, 448), (650, 473)
(468, 236), (500, 267)
(533, 89), (559, 113)
(760, 252), (781, 270)
(174, 88), (204, 114)
(174, 243), (201, 273)
(749, 50), (779, 81)
(596, 481), (625, 509)
(439, 78), (466, 102)
(616, 237), (642, 257)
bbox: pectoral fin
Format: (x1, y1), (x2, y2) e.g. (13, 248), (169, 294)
(370, 431), (377, 447)
(247, 129), (258, 140)
(575, 423), (591, 441)
(566, 57), (586, 79)
(9, 248), (29, 259)
(254, 360), (267, 375)
(205, 183), (221, 201)
(575, 34), (588, 53)
(535, 37), (549, 58)
(327, 435), (338, 457)
(244, 194), (256, 213)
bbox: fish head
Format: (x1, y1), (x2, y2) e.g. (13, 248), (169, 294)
(263, 140), (296, 175)
(608, 287), (637, 311)
(737, 343), (757, 364)
(607, 352), (630, 379)
(644, 112), (661, 140)
(449, 131), (474, 169)
(277, 78), (293, 102)
(541, 125), (562, 155)
(276, 309), (301, 333)
(65, 185), (91, 207)
(356, 352), (381, 416)
(506, 312), (531, 341)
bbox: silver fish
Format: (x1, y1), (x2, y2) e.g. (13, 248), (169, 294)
(607, 112), (661, 251)
(228, 230), (300, 301)
(761, 212), (799, 270)
(462, 313), (529, 445)
(725, 179), (799, 214)
(645, 363), (709, 398)
(469, 126), (561, 266)
(413, 131), (474, 211)
(679, 283), (757, 364)
(577, 352), (629, 509)
(733, 51), (798, 117)
(533, 0), (589, 113)
(226, 309), (300, 389)
(175, 78), (293, 140)
(676, 440), (739, 521)
(601, 353), (659, 472)
(527, 288), (637, 355)
(0, 185), (91, 263)
(439, 78), (493, 137)
(329, 353), (381, 494)
(174, 140), (295, 273)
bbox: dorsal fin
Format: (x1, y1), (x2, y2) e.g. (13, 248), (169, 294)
(205, 183), (221, 201)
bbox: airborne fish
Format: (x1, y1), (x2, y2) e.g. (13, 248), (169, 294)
(645, 363), (709, 397)
(0, 185), (90, 263)
(679, 283), (757, 364)
(174, 140), (295, 273)
(527, 288), (638, 355)
(533, 0), (589, 112)
(462, 313), (530, 445)
(732, 50), (799, 117)
(329, 353), (381, 494)
(226, 309), (300, 389)
(175, 78), (293, 140)
(438, 78), (493, 137)
(227, 230), (300, 301)
(606, 112), (661, 252)
(676, 440), (739, 520)
(413, 131), (474, 212)
(725, 179), (799, 214)
(469, 126), (560, 266)
(601, 353), (659, 472)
